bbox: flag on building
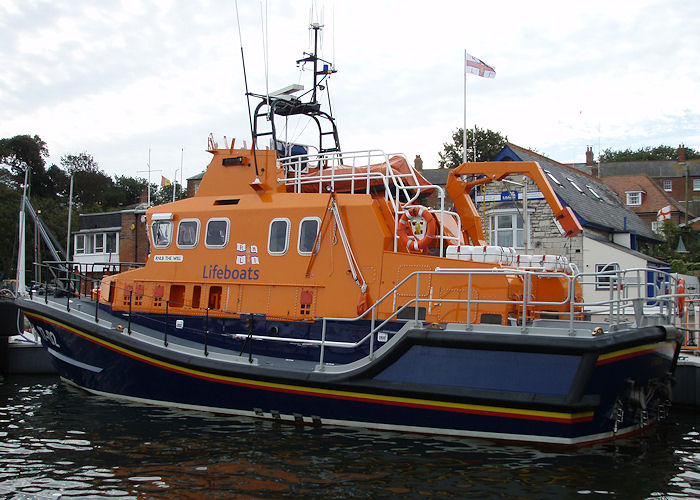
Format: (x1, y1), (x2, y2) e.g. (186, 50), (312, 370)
(465, 53), (496, 78)
(161, 176), (171, 187)
(656, 205), (672, 221)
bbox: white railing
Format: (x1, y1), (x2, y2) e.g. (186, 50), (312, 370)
(278, 149), (454, 257)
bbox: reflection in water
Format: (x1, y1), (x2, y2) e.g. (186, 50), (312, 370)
(0, 375), (698, 498)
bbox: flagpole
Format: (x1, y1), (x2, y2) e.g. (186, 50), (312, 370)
(463, 49), (467, 165)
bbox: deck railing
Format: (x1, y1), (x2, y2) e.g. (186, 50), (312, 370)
(23, 262), (698, 370)
(278, 149), (455, 257)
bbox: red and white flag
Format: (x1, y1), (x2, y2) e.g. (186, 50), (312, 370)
(657, 205), (672, 221)
(465, 53), (496, 78)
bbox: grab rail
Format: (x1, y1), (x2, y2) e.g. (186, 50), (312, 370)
(23, 263), (697, 367)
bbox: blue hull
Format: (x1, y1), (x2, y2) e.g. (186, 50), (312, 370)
(21, 301), (681, 446)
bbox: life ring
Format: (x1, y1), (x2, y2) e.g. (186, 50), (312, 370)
(677, 278), (686, 317)
(398, 206), (437, 252)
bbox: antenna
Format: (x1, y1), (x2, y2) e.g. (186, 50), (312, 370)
(234, 0), (260, 179)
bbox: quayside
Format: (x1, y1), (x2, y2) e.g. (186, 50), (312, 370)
(16, 23), (685, 446)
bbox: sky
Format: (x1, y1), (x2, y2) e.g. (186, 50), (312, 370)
(1, 0), (699, 184)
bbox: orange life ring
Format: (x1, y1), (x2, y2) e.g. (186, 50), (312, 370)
(398, 206), (437, 252)
(677, 278), (686, 317)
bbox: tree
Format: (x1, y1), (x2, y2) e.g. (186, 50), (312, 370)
(0, 134), (52, 197)
(60, 152), (101, 174)
(60, 152), (114, 211)
(599, 145), (699, 163)
(438, 126), (506, 169)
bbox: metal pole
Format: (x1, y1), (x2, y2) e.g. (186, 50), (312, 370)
(205, 307), (209, 356)
(66, 174), (74, 264)
(463, 50), (467, 165)
(164, 300), (169, 347)
(128, 290), (132, 334)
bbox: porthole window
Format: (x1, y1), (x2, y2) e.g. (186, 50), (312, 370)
(176, 219), (200, 249)
(298, 217), (321, 256)
(205, 218), (230, 248)
(151, 221), (173, 249)
(268, 218), (290, 255)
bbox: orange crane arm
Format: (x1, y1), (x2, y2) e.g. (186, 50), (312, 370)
(446, 161), (583, 246)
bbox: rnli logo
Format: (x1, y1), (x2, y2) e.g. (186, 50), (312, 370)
(235, 243), (259, 265)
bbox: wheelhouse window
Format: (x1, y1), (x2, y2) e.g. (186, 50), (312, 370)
(298, 217), (321, 256)
(268, 218), (290, 255)
(205, 218), (229, 248)
(489, 211), (524, 249)
(151, 221), (173, 249)
(176, 219), (200, 248)
(596, 263), (621, 290)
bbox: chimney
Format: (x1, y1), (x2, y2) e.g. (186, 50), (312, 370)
(414, 155), (423, 171)
(678, 144), (687, 163)
(139, 188), (148, 204)
(585, 146), (594, 166)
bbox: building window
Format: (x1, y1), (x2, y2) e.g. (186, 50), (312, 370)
(489, 212), (524, 248)
(176, 219), (200, 248)
(663, 179), (672, 191)
(94, 233), (104, 253)
(567, 178), (584, 194)
(298, 217), (321, 256)
(625, 191), (642, 206)
(595, 263), (621, 290)
(205, 218), (229, 248)
(544, 170), (561, 186)
(694, 179), (700, 191)
(151, 221), (173, 249)
(268, 218), (290, 255)
(106, 232), (117, 254)
(75, 234), (85, 254)
(586, 186), (602, 200)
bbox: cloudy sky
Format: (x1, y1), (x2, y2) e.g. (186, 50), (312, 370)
(1, 0), (698, 183)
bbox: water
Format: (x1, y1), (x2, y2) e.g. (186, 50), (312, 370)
(1, 376), (698, 499)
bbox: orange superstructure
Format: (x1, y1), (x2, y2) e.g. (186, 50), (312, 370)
(98, 143), (582, 327)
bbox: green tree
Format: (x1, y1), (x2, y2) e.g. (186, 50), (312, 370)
(599, 145), (699, 162)
(60, 152), (114, 211)
(438, 126), (506, 169)
(0, 134), (52, 197)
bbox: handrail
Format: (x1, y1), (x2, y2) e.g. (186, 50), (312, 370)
(279, 149), (453, 257)
(25, 262), (697, 368)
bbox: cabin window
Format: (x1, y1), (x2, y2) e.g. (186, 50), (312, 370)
(268, 218), (290, 255)
(169, 284), (186, 307)
(151, 221), (173, 249)
(208, 285), (222, 310)
(192, 285), (201, 309)
(205, 218), (229, 248)
(595, 263), (621, 290)
(298, 217), (321, 256)
(489, 211), (524, 249)
(177, 219), (200, 248)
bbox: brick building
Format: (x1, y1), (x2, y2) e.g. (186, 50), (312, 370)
(72, 205), (149, 273)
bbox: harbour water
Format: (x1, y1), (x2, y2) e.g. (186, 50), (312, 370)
(1, 375), (698, 498)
